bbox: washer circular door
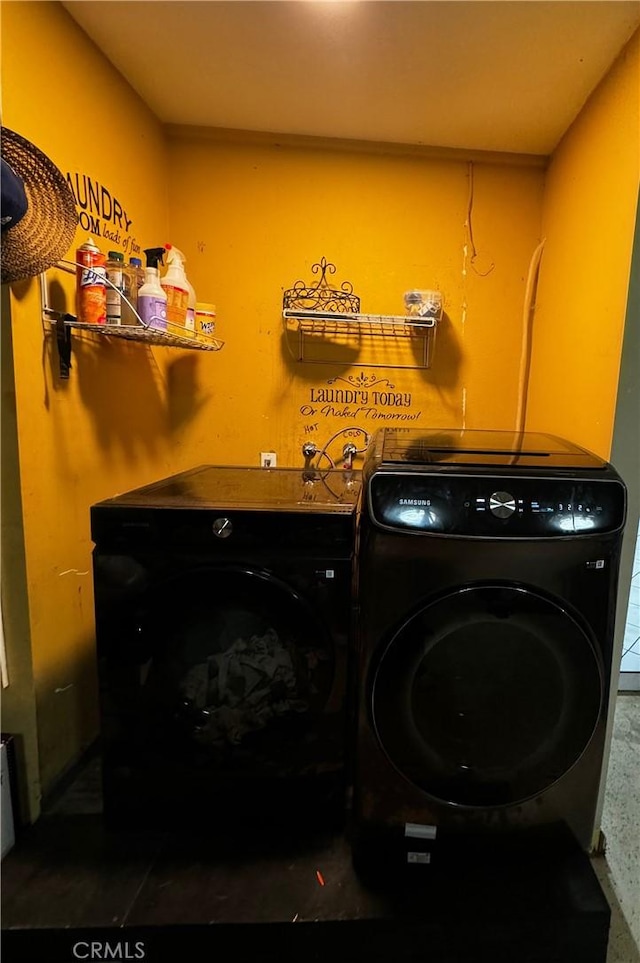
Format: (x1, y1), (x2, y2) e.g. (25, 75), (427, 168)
(130, 565), (337, 773)
(371, 584), (603, 808)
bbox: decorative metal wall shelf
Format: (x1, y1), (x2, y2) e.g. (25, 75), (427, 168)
(282, 258), (437, 369)
(40, 262), (223, 379)
(283, 256), (361, 315)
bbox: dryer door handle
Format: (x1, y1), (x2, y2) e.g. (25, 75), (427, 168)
(212, 517), (234, 538)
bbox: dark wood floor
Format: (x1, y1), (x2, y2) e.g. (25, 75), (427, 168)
(2, 755), (612, 963)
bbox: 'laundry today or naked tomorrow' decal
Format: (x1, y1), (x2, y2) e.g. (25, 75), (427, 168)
(300, 373), (422, 423)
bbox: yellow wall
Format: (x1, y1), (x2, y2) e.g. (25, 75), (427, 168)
(165, 131), (545, 469)
(2, 1), (637, 806)
(526, 32), (640, 459)
(1, 286), (40, 822)
(1, 1), (170, 798)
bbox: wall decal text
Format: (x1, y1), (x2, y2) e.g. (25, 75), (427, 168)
(66, 173), (141, 255)
(301, 374), (421, 422)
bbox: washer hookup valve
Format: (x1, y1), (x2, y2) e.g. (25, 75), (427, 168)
(342, 443), (357, 469)
(302, 442), (318, 468)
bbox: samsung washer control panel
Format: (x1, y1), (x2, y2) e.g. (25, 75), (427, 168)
(368, 474), (626, 537)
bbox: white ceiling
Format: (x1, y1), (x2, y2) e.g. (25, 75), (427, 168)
(63, 0), (640, 155)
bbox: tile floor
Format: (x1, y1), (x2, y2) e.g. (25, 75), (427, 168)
(3, 699), (638, 963)
(3, 706), (638, 961)
(596, 693), (640, 961)
(620, 524), (640, 676)
(1, 805), (615, 962)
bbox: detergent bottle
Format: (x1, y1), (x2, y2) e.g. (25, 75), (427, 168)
(161, 244), (194, 331)
(138, 247), (167, 331)
(121, 257), (144, 326)
(105, 251), (125, 325)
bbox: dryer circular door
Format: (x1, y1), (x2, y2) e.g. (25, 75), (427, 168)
(371, 584), (603, 808)
(127, 565), (339, 775)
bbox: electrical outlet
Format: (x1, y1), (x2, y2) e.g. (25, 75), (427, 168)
(260, 451), (277, 468)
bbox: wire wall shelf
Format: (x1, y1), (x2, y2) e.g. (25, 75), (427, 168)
(282, 257), (437, 369)
(284, 308), (437, 335)
(283, 310), (437, 369)
(52, 317), (223, 352)
(40, 262), (224, 378)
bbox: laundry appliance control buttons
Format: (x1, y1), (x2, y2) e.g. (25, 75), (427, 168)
(489, 491), (517, 518)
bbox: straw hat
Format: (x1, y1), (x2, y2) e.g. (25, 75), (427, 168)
(1, 126), (77, 284)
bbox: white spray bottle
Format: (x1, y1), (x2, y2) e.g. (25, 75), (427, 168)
(162, 245), (195, 332)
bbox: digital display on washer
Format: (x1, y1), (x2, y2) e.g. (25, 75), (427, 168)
(368, 475), (626, 536)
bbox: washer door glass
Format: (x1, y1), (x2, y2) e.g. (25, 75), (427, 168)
(371, 584), (603, 808)
(132, 567), (337, 775)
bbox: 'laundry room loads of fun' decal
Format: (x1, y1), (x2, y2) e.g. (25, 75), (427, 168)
(300, 373), (422, 424)
(65, 172), (141, 256)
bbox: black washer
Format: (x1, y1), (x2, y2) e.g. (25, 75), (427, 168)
(353, 428), (626, 871)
